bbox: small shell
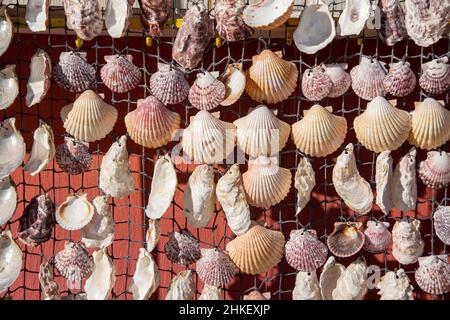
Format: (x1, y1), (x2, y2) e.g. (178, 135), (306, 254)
(129, 248), (160, 300)
(379, 0), (408, 46)
(243, 0), (293, 30)
(164, 230), (201, 265)
(165, 270), (195, 300)
(323, 63), (351, 98)
(199, 285), (222, 300)
(292, 271), (322, 300)
(150, 63), (190, 105)
(415, 255), (450, 295)
(319, 256), (345, 300)
(332, 257), (368, 300)
(215, 0), (253, 42)
(53, 52), (95, 92)
(301, 66), (333, 101)
(350, 56), (387, 100)
(55, 193), (95, 231)
(145, 218), (160, 252)
(26, 49), (52, 107)
(364, 221), (391, 253)
(139, 0), (172, 37)
(0, 177), (16, 225)
(294, 157), (316, 215)
(383, 61), (416, 97)
(54, 242), (93, 287)
(0, 230), (23, 293)
(84, 249), (116, 300)
(327, 222), (365, 258)
(434, 206), (450, 245)
(392, 218), (424, 265)
(243, 290), (271, 300)
(196, 248), (238, 287)
(0, 5), (13, 57)
(337, 0), (371, 36)
(188, 71), (225, 111)
(23, 121), (55, 176)
(39, 259), (61, 300)
(419, 57), (450, 94)
(0, 65), (19, 110)
(377, 269), (414, 300)
(100, 54), (141, 93)
(391, 147), (417, 212)
(63, 0), (103, 41)
(420, 151), (449, 191)
(375, 151), (394, 215)
(220, 63), (246, 106)
(55, 136), (92, 175)
(104, 0), (133, 38)
(0, 118), (26, 179)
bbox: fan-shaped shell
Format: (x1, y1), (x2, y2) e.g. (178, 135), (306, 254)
(245, 50), (298, 104)
(56, 193), (95, 231)
(392, 218), (424, 265)
(292, 270), (322, 300)
(419, 57), (450, 94)
(375, 151), (394, 215)
(63, 0), (102, 41)
(294, 157), (316, 214)
(0, 118), (26, 179)
(26, 49), (51, 107)
(53, 52), (95, 92)
(188, 71), (226, 111)
(55, 136), (92, 175)
(319, 256), (345, 300)
(84, 249), (116, 300)
(350, 56), (387, 100)
(383, 61), (417, 97)
(337, 0), (371, 36)
(377, 269), (414, 300)
(327, 222), (365, 258)
(364, 221), (391, 253)
(101, 54), (141, 93)
(323, 63), (351, 98)
(104, 0), (133, 38)
(164, 230), (201, 265)
(243, 0), (293, 30)
(165, 270), (195, 300)
(0, 65), (19, 110)
(23, 121), (55, 176)
(220, 63), (246, 106)
(391, 147), (417, 212)
(0, 5), (13, 58)
(215, 0), (253, 42)
(139, 0), (172, 37)
(415, 255), (450, 295)
(301, 66), (333, 101)
(332, 257), (368, 300)
(434, 206), (450, 245)
(129, 248), (160, 300)
(196, 248), (237, 287)
(0, 230), (22, 293)
(150, 63), (189, 105)
(0, 177), (16, 226)
(54, 242), (93, 287)
(419, 151), (450, 190)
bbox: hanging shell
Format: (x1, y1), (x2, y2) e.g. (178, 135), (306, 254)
(26, 49), (52, 107)
(62, 0), (103, 41)
(199, 284), (222, 300)
(294, 157), (315, 215)
(242, 156), (292, 209)
(0, 177), (16, 225)
(0, 6), (12, 57)
(323, 63), (351, 98)
(419, 57), (450, 94)
(104, 0), (133, 38)
(292, 271), (322, 300)
(188, 71), (226, 111)
(0, 65), (19, 110)
(243, 0), (293, 30)
(145, 155), (177, 219)
(81, 195), (115, 249)
(354, 97), (411, 152)
(337, 0), (371, 36)
(383, 61), (416, 97)
(215, 0), (253, 42)
(129, 248), (160, 300)
(146, 218), (160, 252)
(220, 63), (246, 106)
(226, 222), (285, 275)
(53, 52), (96, 93)
(165, 270), (195, 300)
(377, 269), (414, 300)
(184, 164), (216, 228)
(291, 105), (347, 158)
(84, 249), (116, 300)
(332, 257), (368, 300)
(391, 147), (417, 212)
(101, 55), (141, 93)
(319, 256), (345, 300)
(285, 229), (328, 272)
(245, 50), (298, 104)
(301, 66), (333, 101)
(392, 218), (424, 265)
(243, 290), (271, 300)
(434, 206), (450, 245)
(54, 242), (94, 287)
(216, 164), (251, 236)
(150, 63), (190, 105)
(23, 121), (55, 176)
(350, 56), (387, 100)
(364, 221), (391, 253)
(196, 248), (237, 287)
(0, 230), (22, 293)
(415, 255), (450, 295)
(39, 259), (61, 300)
(327, 222), (365, 258)
(55, 136), (92, 175)
(139, 0), (172, 37)
(375, 151), (394, 215)
(99, 136), (135, 198)
(55, 193), (95, 231)
(0, 118), (26, 179)
(379, 0), (407, 46)
(125, 96), (180, 149)
(164, 230), (201, 265)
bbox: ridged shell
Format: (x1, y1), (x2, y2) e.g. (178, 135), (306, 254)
(337, 0), (371, 36)
(292, 105), (347, 158)
(165, 270), (195, 300)
(0, 230), (22, 293)
(383, 61), (416, 97)
(196, 248), (237, 287)
(392, 218), (424, 265)
(377, 269), (414, 300)
(294, 157), (316, 214)
(104, 0), (133, 38)
(245, 50), (298, 104)
(434, 206), (450, 245)
(419, 151), (450, 189)
(220, 63), (246, 106)
(0, 118), (26, 179)
(292, 271), (322, 300)
(350, 56), (387, 100)
(419, 57), (450, 94)
(354, 96), (411, 152)
(0, 177), (16, 225)
(0, 5), (13, 58)
(188, 71), (226, 111)
(364, 221), (391, 253)
(54, 242), (93, 286)
(100, 55), (141, 93)
(391, 147), (417, 212)
(301, 66), (332, 101)
(55, 193), (95, 231)
(415, 255), (450, 295)
(215, 0), (253, 42)
(63, 0), (103, 41)
(53, 52), (95, 92)
(84, 249), (116, 300)
(375, 151), (394, 214)
(243, 0), (293, 30)
(23, 121), (55, 176)
(138, 0), (172, 37)
(379, 0), (407, 46)
(0, 65), (19, 110)
(55, 136), (92, 175)
(164, 230), (201, 265)
(150, 63), (190, 105)
(319, 256), (345, 300)
(26, 49), (52, 107)
(129, 248), (160, 300)
(323, 63), (351, 98)
(327, 222), (365, 258)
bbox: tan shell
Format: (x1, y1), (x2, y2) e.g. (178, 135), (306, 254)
(146, 218), (160, 252)
(419, 151), (450, 190)
(26, 49), (52, 108)
(350, 56), (387, 101)
(327, 222), (365, 258)
(55, 193), (95, 231)
(243, 0), (294, 30)
(220, 63), (246, 106)
(188, 71), (226, 111)
(0, 176), (17, 225)
(294, 157), (316, 215)
(23, 121), (55, 176)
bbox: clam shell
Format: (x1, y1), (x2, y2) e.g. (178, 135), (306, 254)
(39, 259), (61, 300)
(291, 105), (347, 158)
(327, 222), (365, 258)
(292, 271), (322, 300)
(383, 61), (416, 97)
(243, 290), (271, 300)
(0, 5), (12, 57)
(0, 118), (26, 179)
(375, 151), (394, 214)
(165, 270), (195, 300)
(226, 222), (285, 275)
(419, 151), (450, 189)
(53, 51), (95, 92)
(63, 0), (103, 41)
(196, 248), (238, 287)
(354, 96), (411, 152)
(294, 157), (316, 214)
(199, 284), (222, 300)
(164, 230), (201, 265)
(391, 147), (417, 212)
(434, 206), (450, 245)
(188, 71), (226, 111)
(301, 66), (333, 101)
(319, 256), (345, 300)
(0, 65), (19, 110)
(419, 57), (450, 94)
(243, 0), (293, 30)
(0, 177), (16, 225)
(54, 242), (93, 286)
(150, 63), (189, 105)
(332, 257), (368, 300)
(215, 0), (253, 42)
(146, 218), (160, 252)
(105, 0), (133, 38)
(220, 63), (246, 106)
(139, 0), (172, 37)
(350, 56), (387, 100)
(242, 156), (292, 209)
(379, 0), (408, 46)
(364, 221), (391, 253)
(26, 49), (51, 107)
(392, 218), (424, 265)
(56, 193), (95, 231)
(84, 249), (116, 300)
(323, 63), (351, 98)
(377, 269), (414, 300)
(100, 54), (141, 93)
(23, 121), (55, 176)
(337, 0), (371, 36)
(0, 230), (22, 293)
(55, 136), (92, 175)
(245, 50), (298, 104)
(129, 248), (160, 300)
(415, 255), (450, 295)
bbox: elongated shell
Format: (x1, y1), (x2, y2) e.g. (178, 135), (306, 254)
(23, 121), (55, 176)
(419, 57), (450, 94)
(0, 177), (16, 225)
(415, 255), (450, 295)
(375, 151), (393, 214)
(26, 0), (49, 32)
(220, 63), (246, 106)
(0, 5), (12, 57)
(0, 230), (22, 293)
(215, 0), (253, 42)
(327, 222), (365, 258)
(379, 0), (407, 46)
(165, 270), (195, 300)
(323, 63), (351, 98)
(63, 0), (103, 41)
(332, 257), (368, 300)
(150, 63), (189, 105)
(56, 193), (95, 231)
(188, 71), (226, 111)
(39, 259), (61, 300)
(54, 242), (93, 286)
(392, 218), (424, 265)
(364, 221), (391, 253)
(319, 256), (345, 300)
(243, 0), (293, 30)
(434, 206), (450, 245)
(84, 249), (116, 300)
(285, 229), (328, 272)
(139, 0), (172, 36)
(164, 230), (201, 265)
(350, 56), (387, 100)
(0, 118), (26, 179)
(53, 51), (95, 92)
(292, 271), (322, 300)
(101, 55), (141, 93)
(294, 157), (315, 214)
(301, 66), (332, 101)
(55, 136), (92, 175)
(0, 65), (19, 110)
(104, 0), (133, 38)
(383, 61), (416, 97)
(129, 248), (160, 300)
(26, 49), (52, 107)
(337, 0), (371, 36)
(419, 151), (450, 190)
(196, 248), (237, 287)
(146, 218), (160, 252)
(377, 269), (414, 300)
(391, 147), (417, 212)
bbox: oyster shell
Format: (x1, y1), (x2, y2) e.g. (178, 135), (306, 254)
(53, 52), (95, 93)
(364, 221), (391, 253)
(81, 195), (115, 249)
(164, 230), (201, 265)
(377, 269), (414, 300)
(0, 230), (22, 293)
(146, 218), (160, 252)
(243, 0), (293, 30)
(196, 248), (237, 287)
(84, 249), (115, 300)
(392, 218), (424, 265)
(62, 0), (103, 41)
(327, 222), (365, 258)
(383, 61), (416, 97)
(104, 0), (133, 38)
(0, 65), (19, 110)
(26, 49), (51, 107)
(294, 157), (315, 214)
(292, 271), (322, 300)
(199, 284), (222, 300)
(301, 66), (333, 101)
(54, 242), (93, 289)
(419, 57), (450, 94)
(332, 257), (368, 300)
(391, 147), (417, 212)
(0, 177), (16, 225)
(55, 136), (92, 175)
(139, 0), (172, 37)
(319, 256), (345, 300)
(0, 5), (12, 57)
(350, 56), (387, 100)
(379, 0), (407, 46)
(55, 193), (95, 231)
(375, 151), (393, 215)
(323, 63), (351, 98)
(220, 63), (246, 106)
(337, 0), (371, 36)
(188, 71), (226, 111)
(150, 63), (189, 105)
(39, 259), (61, 300)
(243, 290), (271, 300)
(101, 54), (141, 93)
(23, 121), (55, 176)
(165, 270), (195, 300)
(215, 0), (253, 42)
(434, 206), (450, 245)
(129, 248), (160, 300)
(415, 255), (450, 295)
(0, 118), (26, 179)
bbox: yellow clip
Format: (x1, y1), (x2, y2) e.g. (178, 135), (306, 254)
(175, 18), (183, 29)
(287, 18), (299, 27)
(146, 36), (152, 47)
(75, 37), (83, 48)
(215, 37), (222, 48)
(357, 37), (363, 46)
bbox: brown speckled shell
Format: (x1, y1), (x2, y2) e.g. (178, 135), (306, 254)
(327, 222), (365, 258)
(434, 206), (450, 246)
(379, 0), (407, 46)
(53, 52), (95, 92)
(419, 57), (450, 94)
(138, 0), (172, 37)
(363, 221), (392, 253)
(383, 61), (416, 97)
(188, 72), (226, 111)
(150, 64), (190, 105)
(54, 242), (93, 284)
(63, 0), (103, 41)
(164, 230), (201, 265)
(100, 54), (141, 93)
(39, 259), (61, 300)
(55, 136), (92, 175)
(215, 0), (253, 42)
(350, 56), (387, 100)
(301, 66), (333, 101)
(196, 248), (238, 287)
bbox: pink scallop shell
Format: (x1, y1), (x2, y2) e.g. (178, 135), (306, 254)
(54, 242), (93, 284)
(419, 151), (450, 189)
(301, 66), (332, 101)
(350, 56), (387, 100)
(323, 63), (351, 98)
(100, 54), (141, 93)
(434, 206), (450, 246)
(383, 61), (416, 97)
(164, 230), (201, 265)
(150, 64), (190, 105)
(363, 221), (391, 253)
(196, 248), (238, 287)
(419, 57), (450, 94)
(188, 72), (226, 111)
(415, 255), (450, 295)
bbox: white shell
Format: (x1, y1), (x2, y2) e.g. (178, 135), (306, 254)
(26, 0), (49, 32)
(332, 257), (368, 300)
(146, 218), (160, 252)
(0, 177), (16, 225)
(165, 270), (195, 300)
(292, 271), (322, 300)
(99, 136), (135, 199)
(81, 195), (115, 249)
(0, 6), (12, 57)
(84, 249), (116, 300)
(129, 248), (160, 300)
(391, 147), (417, 212)
(104, 0), (132, 38)
(184, 164), (216, 228)
(0, 230), (22, 293)
(55, 193), (95, 231)
(198, 284), (221, 300)
(294, 157), (315, 215)
(220, 63), (246, 106)
(243, 0), (294, 30)
(0, 65), (19, 110)
(392, 218), (424, 265)
(23, 121), (55, 176)
(0, 118), (25, 179)
(377, 269), (414, 300)
(26, 49), (52, 108)
(375, 151), (393, 215)
(319, 256), (345, 300)
(145, 155), (177, 219)
(338, 0), (371, 36)
(415, 254), (450, 295)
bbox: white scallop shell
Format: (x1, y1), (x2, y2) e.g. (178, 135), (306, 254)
(243, 0), (294, 30)
(129, 248), (160, 300)
(319, 256), (345, 300)
(350, 56), (387, 101)
(146, 218), (160, 252)
(26, 0), (49, 32)
(375, 151), (393, 215)
(0, 118), (25, 179)
(84, 249), (116, 300)
(433, 206), (450, 246)
(220, 63), (246, 106)
(0, 230), (22, 293)
(0, 177), (16, 225)
(0, 65), (19, 110)
(323, 63), (351, 98)
(0, 6), (12, 57)
(188, 71), (226, 111)
(377, 269), (414, 300)
(23, 121), (55, 176)
(338, 0), (371, 36)
(56, 193), (95, 231)
(104, 0), (133, 38)
(292, 271), (322, 300)
(26, 49), (52, 108)
(391, 147), (417, 212)
(415, 255), (450, 295)
(294, 157), (315, 215)
(165, 270), (195, 300)
(81, 195), (115, 249)
(198, 284), (221, 300)
(332, 257), (368, 300)
(392, 218), (424, 265)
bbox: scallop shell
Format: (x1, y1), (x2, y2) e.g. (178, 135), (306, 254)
(419, 151), (450, 190)
(243, 290), (271, 300)
(379, 0), (408, 46)
(182, 110), (236, 165)
(242, 156), (292, 209)
(23, 121), (55, 176)
(18, 194), (55, 247)
(165, 270), (195, 300)
(301, 66), (333, 101)
(0, 177), (16, 226)
(319, 256), (345, 300)
(199, 284), (222, 300)
(391, 147), (417, 212)
(39, 259), (61, 300)
(245, 50), (298, 104)
(364, 221), (391, 253)
(164, 230), (201, 265)
(243, 0), (293, 30)
(383, 61), (416, 97)
(139, 0), (172, 37)
(294, 157), (316, 215)
(215, 0), (253, 42)
(409, 98), (450, 150)
(0, 65), (19, 110)
(104, 0), (133, 38)
(125, 96), (180, 149)
(332, 257), (368, 300)
(63, 0), (103, 41)
(233, 105), (290, 157)
(353, 97), (411, 152)
(196, 248), (238, 287)
(0, 6), (12, 57)
(84, 249), (116, 300)
(220, 63), (246, 106)
(284, 229), (328, 272)
(226, 222), (285, 275)
(0, 118), (26, 179)
(323, 63), (351, 98)
(145, 155), (177, 220)
(434, 206), (450, 245)
(350, 56), (387, 100)
(292, 271), (322, 300)
(377, 269), (414, 300)
(419, 57), (450, 94)
(375, 151), (394, 215)
(337, 0), (371, 36)
(55, 136), (92, 175)
(188, 71), (226, 111)
(100, 54), (141, 93)
(54, 242), (93, 288)
(291, 105), (347, 158)
(150, 63), (190, 105)
(129, 248), (160, 300)
(392, 218), (424, 265)
(415, 255), (450, 295)
(327, 222), (365, 258)
(26, 49), (51, 107)
(53, 52), (95, 93)
(0, 230), (22, 293)
(56, 193), (95, 231)
(146, 218), (160, 252)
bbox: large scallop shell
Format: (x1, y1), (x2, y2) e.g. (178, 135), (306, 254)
(327, 222), (365, 258)
(415, 255), (450, 295)
(188, 71), (226, 111)
(196, 248), (237, 287)
(392, 218), (424, 265)
(319, 256), (345, 300)
(165, 270), (195, 300)
(377, 269), (414, 300)
(419, 151), (450, 190)
(434, 206), (450, 245)
(375, 151), (394, 215)
(56, 193), (95, 231)
(129, 248), (160, 300)
(337, 0), (371, 36)
(53, 51), (95, 92)
(292, 271), (322, 300)
(0, 177), (16, 225)
(364, 221), (391, 253)
(0, 5), (12, 58)
(63, 0), (103, 41)
(54, 242), (93, 288)
(220, 63), (246, 106)
(294, 157), (316, 215)
(26, 49), (52, 107)
(353, 96), (411, 152)
(100, 54), (141, 93)
(84, 249), (116, 300)
(215, 0), (253, 42)
(301, 66), (333, 101)
(350, 56), (387, 100)
(291, 105), (347, 158)
(323, 63), (351, 98)
(243, 0), (293, 30)
(55, 136), (92, 175)
(226, 222), (285, 275)
(139, 0), (172, 37)
(383, 61), (416, 97)
(419, 57), (450, 94)
(164, 230), (201, 265)
(0, 65), (19, 110)
(391, 147), (417, 212)
(150, 63), (190, 105)
(0, 118), (26, 179)
(379, 0), (407, 46)
(332, 257), (368, 300)
(23, 121), (55, 176)
(104, 0), (133, 38)
(245, 50), (298, 104)
(0, 230), (22, 293)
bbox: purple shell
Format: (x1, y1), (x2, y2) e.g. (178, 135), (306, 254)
(54, 242), (93, 284)
(164, 230), (201, 265)
(363, 221), (391, 253)
(196, 248), (237, 287)
(55, 136), (92, 175)
(301, 66), (332, 101)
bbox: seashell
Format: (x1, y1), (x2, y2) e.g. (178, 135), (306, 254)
(26, 49), (51, 107)
(392, 218), (424, 265)
(391, 147), (417, 212)
(294, 2), (335, 54)
(434, 206), (450, 245)
(284, 229), (328, 272)
(184, 164), (216, 228)
(188, 71), (226, 111)
(245, 50), (298, 104)
(146, 218), (160, 252)
(145, 155), (177, 219)
(0, 177), (16, 225)
(220, 63), (246, 106)
(55, 193), (95, 231)
(379, 0), (408, 46)
(233, 105), (290, 157)
(39, 259), (61, 300)
(0, 118), (26, 179)
(292, 271), (322, 300)
(0, 230), (22, 293)
(215, 0), (253, 42)
(166, 270), (195, 300)
(55, 136), (92, 175)
(364, 221), (391, 253)
(383, 61), (416, 97)
(0, 65), (19, 110)
(216, 164), (251, 236)
(164, 230), (201, 265)
(242, 156), (292, 209)
(226, 222), (285, 275)
(327, 222), (365, 258)
(337, 0), (371, 36)
(84, 249), (116, 300)
(26, 0), (50, 32)
(319, 256), (345, 300)
(243, 290), (271, 300)
(415, 255), (450, 295)
(62, 0), (103, 41)
(377, 269), (414, 300)
(301, 66), (333, 101)
(53, 52), (95, 93)
(0, 5), (12, 57)
(419, 57), (450, 94)
(138, 0), (172, 37)
(199, 285), (222, 300)
(196, 248), (237, 287)
(23, 121), (55, 176)
(353, 96), (411, 152)
(323, 63), (351, 98)
(375, 151), (394, 215)
(61, 293), (87, 300)
(332, 144), (373, 214)
(294, 157), (315, 215)
(99, 136), (135, 198)
(18, 194), (55, 247)
(130, 248), (160, 300)
(104, 0), (133, 38)
(350, 56), (387, 100)
(100, 54), (141, 93)
(81, 195), (115, 249)
(172, 3), (213, 70)
(332, 257), (368, 300)
(54, 242), (93, 288)
(243, 0), (293, 30)
(150, 63), (189, 105)
(124, 96), (180, 149)
(409, 99), (450, 150)
(182, 110), (236, 165)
